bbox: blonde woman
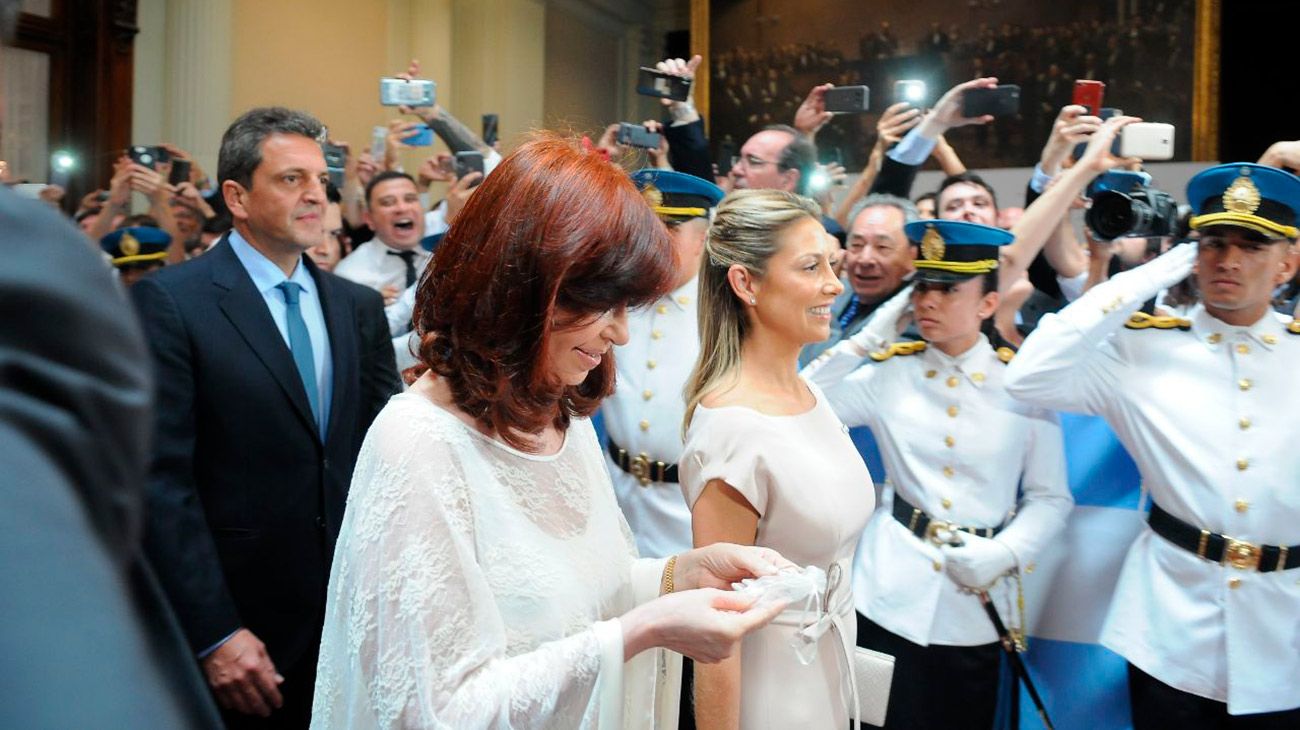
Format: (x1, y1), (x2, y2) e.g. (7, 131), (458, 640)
(681, 189), (875, 729)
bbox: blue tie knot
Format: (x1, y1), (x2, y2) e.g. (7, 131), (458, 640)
(277, 280), (303, 306)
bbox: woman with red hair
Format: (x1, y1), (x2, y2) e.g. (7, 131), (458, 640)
(312, 135), (791, 729)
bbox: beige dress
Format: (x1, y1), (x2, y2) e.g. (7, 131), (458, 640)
(680, 381), (874, 729)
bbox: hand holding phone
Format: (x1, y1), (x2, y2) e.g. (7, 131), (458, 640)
(454, 151), (485, 187)
(961, 85), (1020, 117)
(380, 77), (436, 107)
(822, 85), (870, 114)
(1072, 80), (1105, 116)
(482, 114), (499, 148)
(636, 67), (692, 102)
(894, 80), (927, 106)
(1119, 123), (1175, 160)
(616, 123), (662, 150)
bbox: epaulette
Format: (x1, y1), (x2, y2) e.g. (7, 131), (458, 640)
(868, 341), (927, 362)
(996, 346), (1015, 364)
(1288, 319), (1300, 335)
(1123, 311), (1192, 331)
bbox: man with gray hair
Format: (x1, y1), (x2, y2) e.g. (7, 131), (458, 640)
(800, 193), (919, 364)
(133, 106), (398, 728)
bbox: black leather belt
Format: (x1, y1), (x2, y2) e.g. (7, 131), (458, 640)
(1148, 503), (1296, 572)
(892, 492), (1004, 544)
(606, 438), (678, 486)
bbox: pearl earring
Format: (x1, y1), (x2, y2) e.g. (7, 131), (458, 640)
(750, 297), (757, 305)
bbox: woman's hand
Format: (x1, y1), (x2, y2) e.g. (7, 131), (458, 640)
(621, 588), (786, 663)
(673, 543), (793, 592)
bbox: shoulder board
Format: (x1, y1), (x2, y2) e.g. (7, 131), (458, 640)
(868, 340), (927, 362)
(996, 346), (1015, 364)
(1289, 319), (1300, 335)
(1124, 311), (1191, 331)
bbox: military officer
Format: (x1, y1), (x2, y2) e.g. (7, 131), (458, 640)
(101, 225), (171, 288)
(1005, 163), (1300, 727)
(804, 219), (1072, 728)
(603, 169), (725, 559)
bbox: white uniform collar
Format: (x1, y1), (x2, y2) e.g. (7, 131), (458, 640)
(1189, 302), (1287, 352)
(664, 276), (698, 312)
(921, 333), (995, 388)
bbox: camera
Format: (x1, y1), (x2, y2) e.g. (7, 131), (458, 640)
(1085, 172), (1190, 241)
(128, 145), (170, 169)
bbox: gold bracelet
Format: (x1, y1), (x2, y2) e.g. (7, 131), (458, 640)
(661, 555), (677, 595)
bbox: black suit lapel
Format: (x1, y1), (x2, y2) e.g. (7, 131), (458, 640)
(209, 237), (319, 439)
(307, 261), (356, 447)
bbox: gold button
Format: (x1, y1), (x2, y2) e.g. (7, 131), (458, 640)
(933, 561), (943, 572)
(1025, 562), (1036, 574)
(942, 466), (955, 478)
(947, 405), (959, 418)
(1228, 577), (1242, 589)
(1207, 333), (1222, 344)
(946, 376), (959, 388)
(1234, 499), (1249, 513)
(651, 330), (663, 340)
(677, 295), (690, 305)
(1263, 334), (1278, 345)
(944, 435), (955, 448)
(647, 359), (657, 370)
(1239, 379), (1252, 391)
(642, 389), (653, 401)
(1236, 343), (1250, 355)
(941, 497), (952, 509)
(639, 419), (650, 431)
(925, 370), (937, 379)
(1236, 458), (1248, 471)
(971, 372), (985, 383)
(656, 304), (668, 315)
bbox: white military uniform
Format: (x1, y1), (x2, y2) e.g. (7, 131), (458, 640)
(1005, 254), (1300, 715)
(603, 278), (699, 559)
(804, 334), (1072, 646)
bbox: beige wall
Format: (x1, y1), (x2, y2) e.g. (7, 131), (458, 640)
(131, 0), (664, 179)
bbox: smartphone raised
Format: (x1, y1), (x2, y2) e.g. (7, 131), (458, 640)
(716, 139), (736, 178)
(617, 123), (662, 150)
(402, 125), (434, 147)
(379, 77), (436, 107)
(322, 143), (347, 188)
(823, 85), (870, 114)
(894, 80), (927, 106)
(636, 67), (692, 102)
(482, 113), (499, 148)
(1072, 80), (1105, 116)
(1120, 123), (1175, 160)
(128, 145), (170, 170)
(961, 85), (1020, 117)
(168, 158), (192, 186)
(454, 151), (485, 187)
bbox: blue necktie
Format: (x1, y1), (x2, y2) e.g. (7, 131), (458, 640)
(838, 293), (861, 330)
(276, 281), (321, 432)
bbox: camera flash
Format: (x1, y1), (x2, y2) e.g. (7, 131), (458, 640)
(51, 151), (77, 172)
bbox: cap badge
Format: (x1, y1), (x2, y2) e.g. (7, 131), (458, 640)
(921, 225), (945, 261)
(1223, 174), (1261, 215)
(120, 231), (141, 257)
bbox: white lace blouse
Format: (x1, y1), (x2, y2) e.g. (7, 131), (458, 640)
(311, 393), (675, 729)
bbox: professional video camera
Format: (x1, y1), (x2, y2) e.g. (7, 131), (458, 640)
(1085, 170), (1191, 241)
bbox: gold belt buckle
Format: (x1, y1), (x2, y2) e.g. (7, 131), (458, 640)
(630, 452), (652, 486)
(1224, 538), (1261, 571)
(925, 520), (959, 546)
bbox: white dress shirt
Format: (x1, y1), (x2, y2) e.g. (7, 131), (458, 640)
(602, 278), (699, 559)
(1005, 269), (1300, 715)
(333, 237), (431, 294)
(804, 335), (1071, 646)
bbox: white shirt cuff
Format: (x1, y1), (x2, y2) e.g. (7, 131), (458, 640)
(887, 128), (937, 166)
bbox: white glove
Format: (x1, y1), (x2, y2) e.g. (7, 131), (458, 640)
(941, 533), (1018, 589)
(1126, 241), (1197, 293)
(848, 283), (914, 354)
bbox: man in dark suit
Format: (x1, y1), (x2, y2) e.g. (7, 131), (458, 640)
(132, 107), (399, 728)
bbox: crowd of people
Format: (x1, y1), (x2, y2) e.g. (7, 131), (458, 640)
(712, 3), (1195, 169)
(5, 0), (1300, 727)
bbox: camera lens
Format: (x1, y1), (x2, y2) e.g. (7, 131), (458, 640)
(1086, 191), (1137, 240)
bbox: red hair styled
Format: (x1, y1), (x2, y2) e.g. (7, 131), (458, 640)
(412, 133), (675, 450)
